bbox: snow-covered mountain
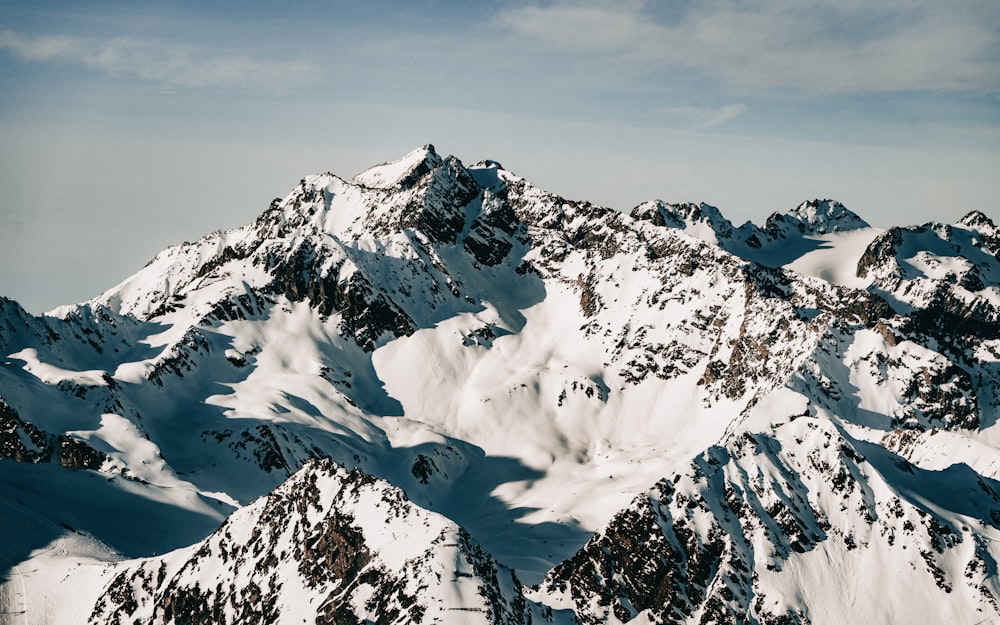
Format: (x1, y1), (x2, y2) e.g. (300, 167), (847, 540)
(1, 144), (998, 624)
(90, 459), (542, 625)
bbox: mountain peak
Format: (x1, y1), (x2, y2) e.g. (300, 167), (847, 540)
(6, 146), (1000, 625)
(958, 209), (996, 232)
(770, 199), (869, 235)
(351, 144), (443, 190)
(631, 200), (735, 244)
(90, 458), (537, 625)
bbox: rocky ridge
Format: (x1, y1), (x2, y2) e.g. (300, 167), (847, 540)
(0, 145), (998, 624)
(90, 459), (540, 625)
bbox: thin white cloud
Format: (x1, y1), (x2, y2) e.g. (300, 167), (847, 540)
(658, 103), (748, 130)
(0, 30), (78, 60)
(0, 29), (313, 91)
(496, 1), (1000, 94)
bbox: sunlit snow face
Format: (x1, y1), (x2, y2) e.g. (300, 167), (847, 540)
(3, 142), (999, 625)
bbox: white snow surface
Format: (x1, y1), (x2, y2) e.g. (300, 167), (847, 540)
(351, 143), (443, 189)
(1, 146), (998, 624)
(773, 228), (884, 288)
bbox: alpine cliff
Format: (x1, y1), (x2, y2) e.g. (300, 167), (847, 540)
(1, 145), (998, 624)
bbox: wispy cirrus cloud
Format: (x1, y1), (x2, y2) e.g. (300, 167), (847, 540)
(496, 1), (1000, 94)
(658, 103), (748, 130)
(0, 29), (313, 91)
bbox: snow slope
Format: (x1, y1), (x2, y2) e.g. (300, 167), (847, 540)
(1, 145), (998, 624)
(89, 459), (551, 625)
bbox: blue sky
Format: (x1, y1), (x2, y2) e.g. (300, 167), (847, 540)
(1, 0), (998, 312)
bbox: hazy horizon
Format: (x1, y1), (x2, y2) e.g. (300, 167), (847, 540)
(1, 0), (998, 313)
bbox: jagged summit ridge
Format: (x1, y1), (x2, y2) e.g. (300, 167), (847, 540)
(630, 200), (736, 246)
(351, 143), (444, 190)
(1, 144), (999, 625)
(630, 197), (871, 257)
(958, 209), (996, 231)
(780, 198), (870, 234)
(90, 146), (882, 325)
(957, 209), (1000, 253)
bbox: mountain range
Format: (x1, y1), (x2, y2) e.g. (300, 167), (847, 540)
(1, 144), (998, 624)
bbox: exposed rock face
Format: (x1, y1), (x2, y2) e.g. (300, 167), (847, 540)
(957, 210), (1000, 254)
(630, 200), (737, 245)
(770, 199), (870, 235)
(0, 399), (106, 469)
(89, 459), (536, 625)
(0, 399), (52, 463)
(855, 218), (1000, 344)
(543, 420), (1000, 625)
(2, 147), (999, 625)
(631, 198), (869, 252)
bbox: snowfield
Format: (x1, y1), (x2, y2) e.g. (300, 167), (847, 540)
(1, 145), (999, 624)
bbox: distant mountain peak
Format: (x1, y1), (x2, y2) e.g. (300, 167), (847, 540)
(630, 200), (735, 245)
(630, 197), (872, 261)
(637, 200), (728, 226)
(958, 209), (997, 232)
(956, 210), (1000, 255)
(473, 159), (504, 170)
(351, 144), (444, 190)
(797, 198), (869, 230)
(766, 199), (870, 236)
